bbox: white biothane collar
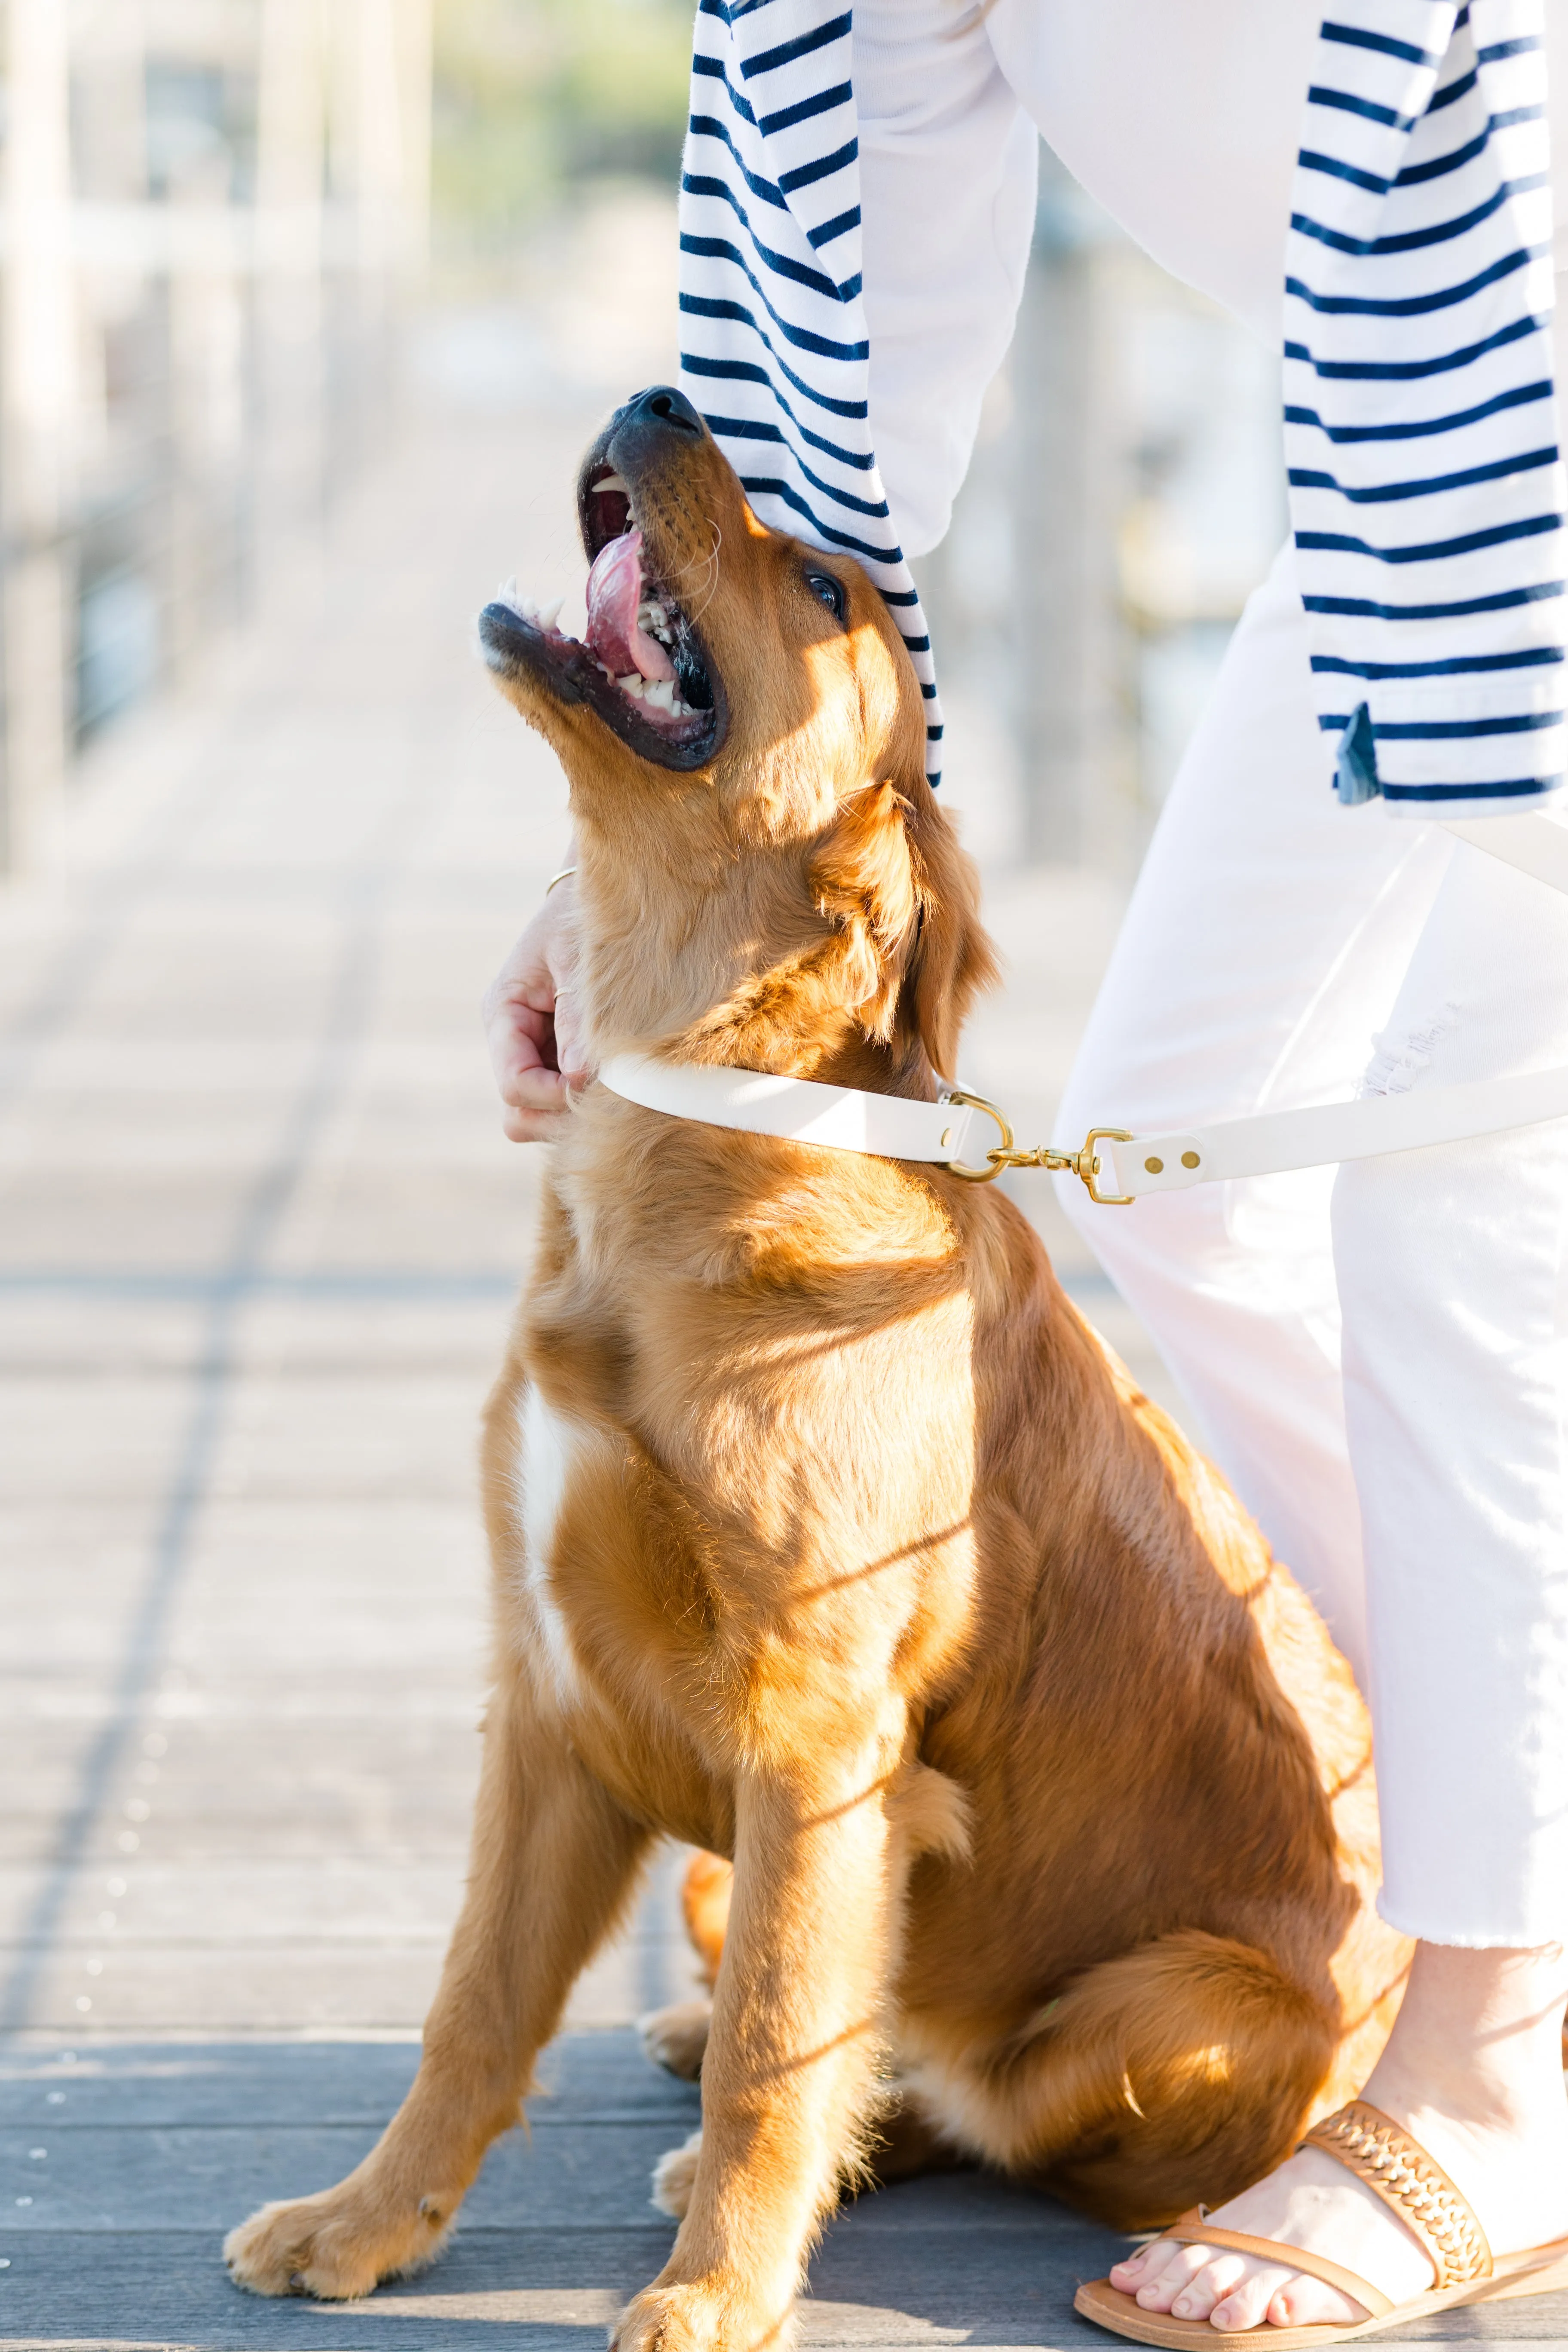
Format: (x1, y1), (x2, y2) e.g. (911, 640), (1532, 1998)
(598, 816), (1568, 1203)
(599, 1054), (983, 1167)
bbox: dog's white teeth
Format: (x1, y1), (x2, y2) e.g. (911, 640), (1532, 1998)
(644, 678), (678, 714)
(496, 586), (565, 630)
(595, 473), (628, 496)
(619, 673), (647, 699)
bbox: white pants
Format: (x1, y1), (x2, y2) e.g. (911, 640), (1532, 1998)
(1054, 544), (1568, 1950)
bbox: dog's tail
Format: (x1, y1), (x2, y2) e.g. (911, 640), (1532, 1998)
(928, 1929), (1337, 2231)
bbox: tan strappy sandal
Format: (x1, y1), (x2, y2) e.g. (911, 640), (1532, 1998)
(1075, 2099), (1568, 2349)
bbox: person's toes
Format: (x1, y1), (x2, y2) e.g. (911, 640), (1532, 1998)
(1109, 2242), (1165, 2288)
(1265, 2274), (1365, 2328)
(1207, 2261), (1290, 2331)
(1134, 2244), (1214, 2311)
(1167, 2253), (1248, 2321)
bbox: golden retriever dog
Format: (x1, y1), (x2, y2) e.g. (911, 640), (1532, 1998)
(225, 385), (1410, 2348)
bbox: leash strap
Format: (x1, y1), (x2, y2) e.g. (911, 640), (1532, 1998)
(1087, 815), (1568, 1201)
(597, 814), (1568, 1201)
(1093, 1064), (1568, 1202)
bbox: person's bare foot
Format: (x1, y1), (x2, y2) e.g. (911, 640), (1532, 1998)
(1109, 2141), (1459, 2331)
(1105, 1942), (1568, 2332)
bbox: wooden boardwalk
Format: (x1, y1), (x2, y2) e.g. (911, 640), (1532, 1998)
(0, 2034), (1133, 2348)
(3, 253), (1550, 2347)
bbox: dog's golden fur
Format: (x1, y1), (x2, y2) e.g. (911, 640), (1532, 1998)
(226, 401), (1410, 2350)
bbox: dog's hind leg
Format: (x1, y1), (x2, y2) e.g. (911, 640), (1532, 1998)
(225, 1660), (651, 2300)
(916, 1929), (1338, 2233)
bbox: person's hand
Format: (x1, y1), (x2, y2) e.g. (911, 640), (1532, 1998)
(482, 879), (588, 1142)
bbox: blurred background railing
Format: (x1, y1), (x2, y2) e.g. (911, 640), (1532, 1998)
(0, 0), (433, 873)
(0, 0), (1284, 881)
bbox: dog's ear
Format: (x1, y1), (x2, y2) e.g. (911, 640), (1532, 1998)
(807, 778), (919, 1043)
(901, 787), (999, 1080)
(808, 773), (998, 1071)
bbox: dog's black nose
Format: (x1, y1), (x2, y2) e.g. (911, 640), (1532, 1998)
(625, 385), (704, 436)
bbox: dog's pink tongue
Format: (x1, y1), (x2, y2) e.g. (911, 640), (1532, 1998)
(584, 529), (675, 682)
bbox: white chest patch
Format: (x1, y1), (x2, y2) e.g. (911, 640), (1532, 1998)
(513, 1385), (584, 1705)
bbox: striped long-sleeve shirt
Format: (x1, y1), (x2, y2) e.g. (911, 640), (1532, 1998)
(677, 0), (1564, 814)
(678, 3), (948, 767)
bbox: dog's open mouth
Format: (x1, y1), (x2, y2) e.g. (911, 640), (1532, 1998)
(478, 467), (724, 772)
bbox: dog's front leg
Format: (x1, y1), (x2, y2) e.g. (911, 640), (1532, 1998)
(226, 1662), (649, 2299)
(618, 1731), (906, 2352)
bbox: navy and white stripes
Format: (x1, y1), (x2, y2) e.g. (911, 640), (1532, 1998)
(1286, 0), (1565, 810)
(678, 0), (1563, 815)
(676, 0), (944, 779)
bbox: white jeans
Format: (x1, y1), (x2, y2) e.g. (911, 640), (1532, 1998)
(1054, 543), (1568, 1951)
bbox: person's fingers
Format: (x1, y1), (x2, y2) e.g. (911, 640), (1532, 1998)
(552, 983), (588, 1081)
(487, 992), (558, 1098)
(493, 1035), (559, 1109)
(482, 879), (588, 1142)
(508, 1061), (572, 1110)
(497, 1050), (590, 1142)
(499, 1062), (573, 1141)
(502, 1102), (572, 1143)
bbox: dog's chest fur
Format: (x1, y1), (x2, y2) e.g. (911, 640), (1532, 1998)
(508, 1382), (587, 1707)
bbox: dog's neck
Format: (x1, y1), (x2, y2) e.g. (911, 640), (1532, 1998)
(574, 826), (943, 1104)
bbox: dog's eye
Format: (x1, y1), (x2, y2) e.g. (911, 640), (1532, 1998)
(805, 570), (846, 624)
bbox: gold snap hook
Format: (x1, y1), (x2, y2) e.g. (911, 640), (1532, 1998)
(1075, 1128), (1135, 1206)
(942, 1088), (1015, 1182)
(940, 1097), (1137, 1204)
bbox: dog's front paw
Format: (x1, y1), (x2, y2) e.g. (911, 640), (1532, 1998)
(612, 2278), (793, 2352)
(638, 1998), (712, 2081)
(224, 2184), (452, 2301)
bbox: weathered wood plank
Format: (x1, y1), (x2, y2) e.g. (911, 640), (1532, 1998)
(0, 2122), (699, 2234)
(3, 2221), (1561, 2349)
(0, 2029), (698, 2129)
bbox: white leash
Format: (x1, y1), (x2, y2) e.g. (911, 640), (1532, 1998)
(600, 816), (1568, 1204)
